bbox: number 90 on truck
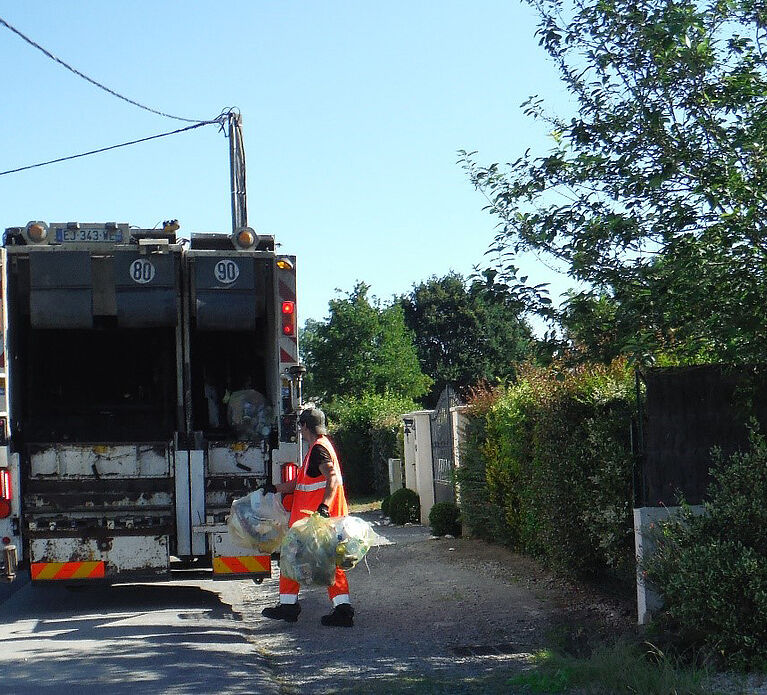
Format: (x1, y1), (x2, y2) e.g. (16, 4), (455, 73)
(0, 220), (302, 586)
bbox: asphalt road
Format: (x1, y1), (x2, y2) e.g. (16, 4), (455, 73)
(0, 568), (28, 604)
(0, 515), (610, 694)
(0, 577), (278, 695)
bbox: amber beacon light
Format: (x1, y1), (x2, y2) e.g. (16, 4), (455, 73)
(233, 226), (257, 249)
(25, 221), (49, 243)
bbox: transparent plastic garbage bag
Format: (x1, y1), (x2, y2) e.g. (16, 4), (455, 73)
(279, 513), (338, 586)
(279, 513), (386, 586)
(334, 515), (386, 570)
(227, 490), (290, 554)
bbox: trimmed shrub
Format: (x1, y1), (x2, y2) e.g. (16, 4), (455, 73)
(428, 502), (462, 536)
(388, 487), (420, 525)
(380, 495), (391, 517)
(644, 432), (767, 669)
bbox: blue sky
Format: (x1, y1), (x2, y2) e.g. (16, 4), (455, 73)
(0, 1), (572, 327)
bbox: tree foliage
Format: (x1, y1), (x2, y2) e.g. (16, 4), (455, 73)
(302, 281), (431, 402)
(325, 392), (416, 497)
(461, 0), (767, 364)
(400, 271), (534, 405)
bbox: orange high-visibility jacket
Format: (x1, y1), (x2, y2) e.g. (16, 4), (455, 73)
(289, 435), (348, 526)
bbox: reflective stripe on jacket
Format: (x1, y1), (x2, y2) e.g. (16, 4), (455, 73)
(289, 435), (348, 526)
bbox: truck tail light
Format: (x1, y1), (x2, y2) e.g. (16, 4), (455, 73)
(281, 301), (296, 336)
(280, 462), (298, 513)
(281, 462), (298, 483)
(0, 469), (11, 519)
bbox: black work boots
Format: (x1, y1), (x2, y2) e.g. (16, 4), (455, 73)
(321, 603), (354, 627)
(261, 601), (354, 627)
(261, 602), (301, 622)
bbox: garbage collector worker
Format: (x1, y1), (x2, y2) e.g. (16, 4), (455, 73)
(261, 406), (355, 627)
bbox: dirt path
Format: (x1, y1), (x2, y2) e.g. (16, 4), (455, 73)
(231, 510), (637, 694)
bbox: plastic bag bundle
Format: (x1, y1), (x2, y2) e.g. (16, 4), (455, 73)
(227, 491), (290, 554)
(279, 513), (385, 585)
(226, 389), (273, 440)
(279, 513), (338, 586)
(334, 516), (385, 570)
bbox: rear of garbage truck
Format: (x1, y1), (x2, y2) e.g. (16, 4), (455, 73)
(0, 220), (301, 586)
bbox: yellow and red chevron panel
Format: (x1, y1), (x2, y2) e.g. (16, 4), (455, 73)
(31, 561), (106, 581)
(213, 555), (271, 576)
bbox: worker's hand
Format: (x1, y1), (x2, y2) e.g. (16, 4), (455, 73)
(262, 482), (277, 495)
(317, 503), (330, 518)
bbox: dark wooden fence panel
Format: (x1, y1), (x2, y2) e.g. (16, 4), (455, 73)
(639, 364), (767, 507)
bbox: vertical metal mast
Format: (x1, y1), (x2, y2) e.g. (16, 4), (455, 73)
(228, 110), (248, 232)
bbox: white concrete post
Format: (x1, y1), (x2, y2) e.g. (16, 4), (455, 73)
(633, 504), (704, 624)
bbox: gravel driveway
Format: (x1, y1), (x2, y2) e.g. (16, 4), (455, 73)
(229, 510), (636, 694)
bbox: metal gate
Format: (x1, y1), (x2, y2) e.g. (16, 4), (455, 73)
(430, 385), (460, 504)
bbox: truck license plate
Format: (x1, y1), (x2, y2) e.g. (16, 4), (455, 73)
(55, 227), (124, 243)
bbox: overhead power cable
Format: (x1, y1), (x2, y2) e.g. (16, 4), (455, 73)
(0, 121), (217, 177)
(0, 14), (211, 123)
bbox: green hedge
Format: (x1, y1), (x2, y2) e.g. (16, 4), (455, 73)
(457, 361), (636, 582)
(456, 388), (514, 545)
(325, 392), (415, 497)
(644, 433), (767, 669)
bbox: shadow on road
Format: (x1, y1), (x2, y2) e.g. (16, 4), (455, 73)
(0, 580), (279, 695)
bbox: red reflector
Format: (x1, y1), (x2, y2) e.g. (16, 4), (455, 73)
(0, 469), (10, 518)
(2, 536), (10, 545)
(0, 469), (10, 500)
(281, 301), (294, 315)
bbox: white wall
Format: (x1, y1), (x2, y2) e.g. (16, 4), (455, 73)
(402, 410), (434, 525)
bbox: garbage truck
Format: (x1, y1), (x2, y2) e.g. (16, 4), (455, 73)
(0, 113), (304, 586)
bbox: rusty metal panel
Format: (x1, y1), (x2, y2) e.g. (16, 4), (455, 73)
(29, 444), (170, 478)
(30, 535), (169, 574)
(207, 442), (265, 475)
(23, 475), (173, 519)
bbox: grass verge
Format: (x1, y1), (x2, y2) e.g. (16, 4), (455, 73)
(347, 496), (384, 513)
(320, 641), (729, 695)
(507, 640), (722, 694)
